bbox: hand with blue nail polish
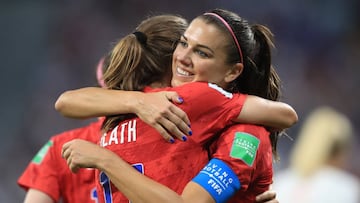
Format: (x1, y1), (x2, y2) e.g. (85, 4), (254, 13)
(133, 91), (192, 143)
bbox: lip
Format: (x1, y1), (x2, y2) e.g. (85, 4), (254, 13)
(175, 66), (193, 77)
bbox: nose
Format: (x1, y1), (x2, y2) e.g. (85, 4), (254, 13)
(175, 47), (192, 67)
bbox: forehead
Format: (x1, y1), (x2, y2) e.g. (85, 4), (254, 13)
(184, 18), (228, 51)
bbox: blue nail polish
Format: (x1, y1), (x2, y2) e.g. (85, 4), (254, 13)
(170, 138), (175, 144)
(178, 97), (184, 103)
(182, 136), (187, 141)
(188, 131), (192, 136)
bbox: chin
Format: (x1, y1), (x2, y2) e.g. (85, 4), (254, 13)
(170, 79), (177, 87)
(171, 79), (185, 87)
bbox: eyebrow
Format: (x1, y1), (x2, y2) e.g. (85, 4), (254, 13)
(181, 34), (214, 55)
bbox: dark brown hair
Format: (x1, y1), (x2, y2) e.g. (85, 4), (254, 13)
(200, 8), (282, 159)
(102, 14), (188, 132)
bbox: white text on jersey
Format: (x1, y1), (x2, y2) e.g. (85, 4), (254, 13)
(100, 119), (137, 146)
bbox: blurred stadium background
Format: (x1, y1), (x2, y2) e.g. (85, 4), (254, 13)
(0, 1), (359, 202)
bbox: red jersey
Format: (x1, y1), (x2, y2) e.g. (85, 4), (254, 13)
(210, 124), (273, 203)
(96, 82), (247, 203)
(17, 120), (103, 203)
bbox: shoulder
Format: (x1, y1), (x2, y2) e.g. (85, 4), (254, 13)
(225, 124), (268, 136)
(318, 167), (360, 187)
(174, 82), (233, 97)
(221, 124), (271, 156)
(174, 82), (247, 106)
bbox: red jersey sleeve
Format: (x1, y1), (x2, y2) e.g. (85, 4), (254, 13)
(168, 82), (247, 144)
(17, 136), (62, 201)
(17, 120), (102, 202)
(210, 124), (273, 202)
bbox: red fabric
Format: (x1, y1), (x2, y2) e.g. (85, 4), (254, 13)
(210, 124), (273, 203)
(95, 82), (247, 203)
(17, 120), (103, 203)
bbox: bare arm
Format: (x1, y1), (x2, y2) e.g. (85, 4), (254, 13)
(55, 87), (191, 141)
(23, 189), (54, 203)
(55, 88), (297, 141)
(237, 95), (298, 130)
(62, 139), (188, 203)
(55, 87), (144, 119)
(62, 139), (278, 203)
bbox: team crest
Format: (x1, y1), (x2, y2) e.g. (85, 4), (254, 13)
(230, 132), (259, 166)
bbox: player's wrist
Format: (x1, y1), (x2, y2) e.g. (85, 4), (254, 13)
(129, 91), (146, 115)
(96, 149), (121, 171)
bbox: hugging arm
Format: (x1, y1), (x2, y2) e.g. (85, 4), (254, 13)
(62, 139), (187, 203)
(55, 87), (191, 141)
(55, 87), (297, 133)
(236, 95), (298, 130)
(62, 139), (278, 203)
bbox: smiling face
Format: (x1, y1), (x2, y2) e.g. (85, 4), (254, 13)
(171, 18), (243, 89)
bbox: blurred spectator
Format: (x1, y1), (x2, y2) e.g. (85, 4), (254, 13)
(272, 106), (360, 203)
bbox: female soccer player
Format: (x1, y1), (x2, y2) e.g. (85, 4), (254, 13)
(60, 11), (296, 203)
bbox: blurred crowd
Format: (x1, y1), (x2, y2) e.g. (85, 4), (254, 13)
(0, 1), (359, 202)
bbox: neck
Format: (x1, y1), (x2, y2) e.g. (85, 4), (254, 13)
(150, 81), (168, 88)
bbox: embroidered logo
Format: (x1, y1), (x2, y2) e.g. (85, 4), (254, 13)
(230, 132), (259, 166)
(32, 140), (53, 164)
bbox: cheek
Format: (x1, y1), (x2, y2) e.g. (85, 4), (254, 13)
(172, 46), (182, 61)
(196, 63), (220, 80)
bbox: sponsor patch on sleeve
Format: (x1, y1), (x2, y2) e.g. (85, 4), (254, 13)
(32, 140), (53, 164)
(230, 132), (260, 166)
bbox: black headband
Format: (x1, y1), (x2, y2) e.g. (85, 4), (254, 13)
(133, 31), (147, 45)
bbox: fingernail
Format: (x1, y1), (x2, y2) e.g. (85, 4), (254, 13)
(182, 136), (187, 141)
(188, 124), (191, 128)
(178, 97), (184, 103)
(188, 131), (192, 136)
(169, 138), (175, 144)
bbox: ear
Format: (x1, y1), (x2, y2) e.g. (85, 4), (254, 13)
(224, 62), (243, 83)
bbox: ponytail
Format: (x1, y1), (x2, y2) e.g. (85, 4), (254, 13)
(101, 35), (144, 132)
(103, 35), (143, 91)
(251, 24), (281, 101)
(251, 24), (282, 160)
(100, 15), (188, 132)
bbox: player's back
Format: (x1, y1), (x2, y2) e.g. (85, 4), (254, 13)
(98, 118), (210, 202)
(96, 82), (246, 202)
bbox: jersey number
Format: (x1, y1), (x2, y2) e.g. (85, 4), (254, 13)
(91, 187), (98, 203)
(100, 163), (144, 203)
